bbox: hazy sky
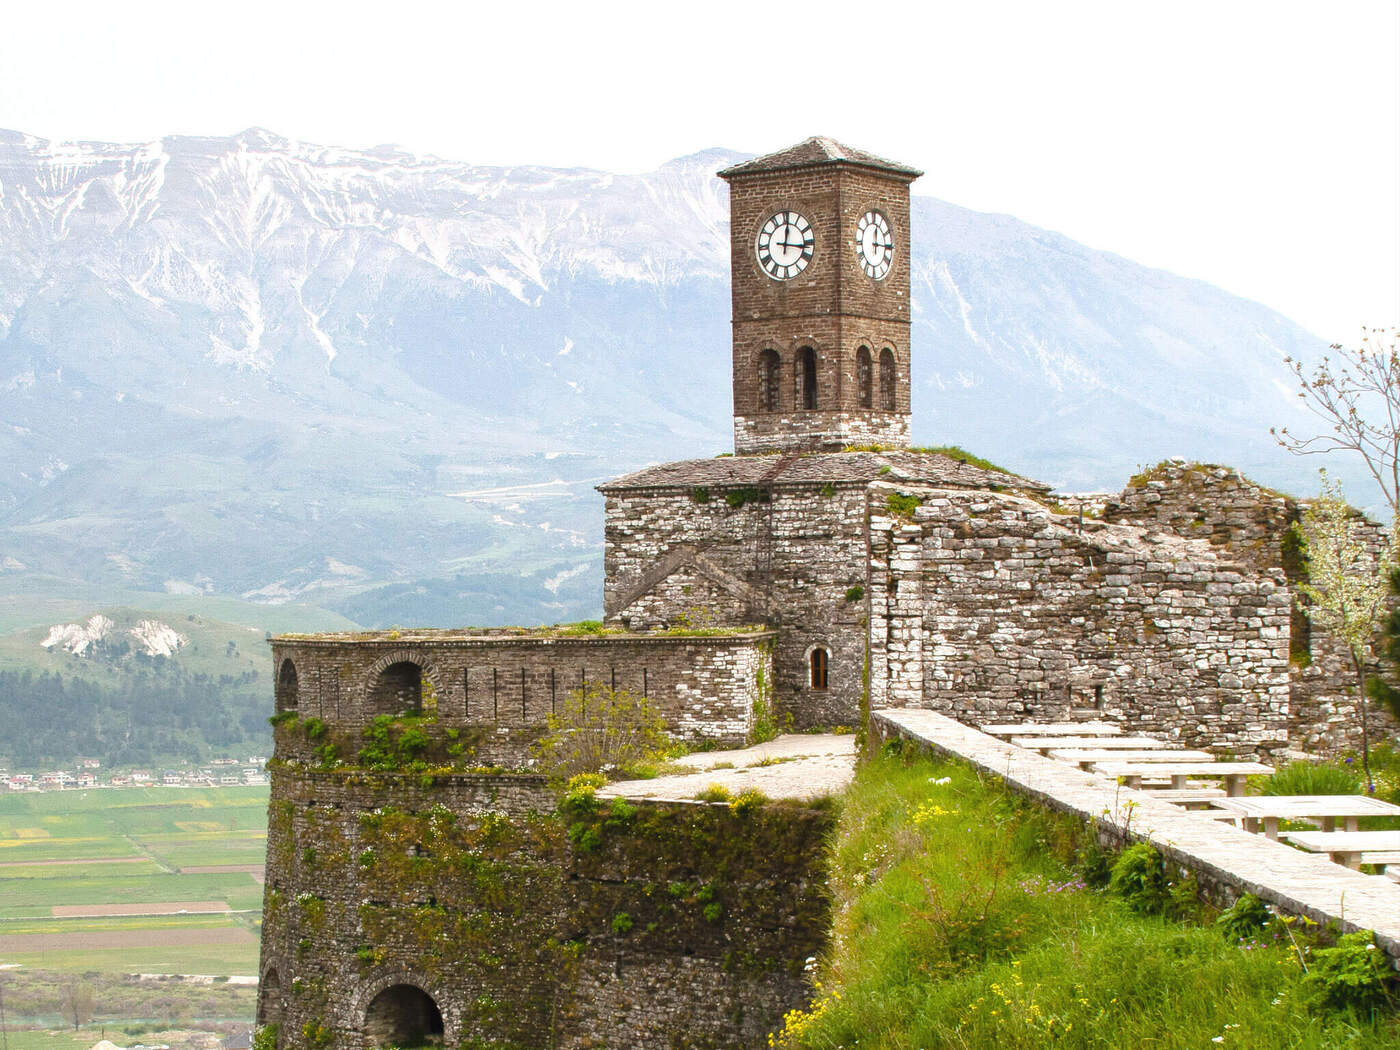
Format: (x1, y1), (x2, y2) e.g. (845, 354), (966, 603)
(1, 0), (1395, 343)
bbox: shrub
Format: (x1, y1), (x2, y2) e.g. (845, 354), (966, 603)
(1109, 842), (1171, 914)
(356, 714), (433, 771)
(886, 492), (923, 518)
(844, 585), (864, 603)
(611, 912), (634, 935)
(694, 783), (732, 803)
(1260, 759), (1364, 796)
(1303, 930), (1397, 1013)
(559, 772), (606, 815)
(1217, 893), (1272, 941)
(724, 486), (769, 508)
(251, 1025), (278, 1050)
(728, 788), (769, 816)
(532, 684), (671, 779)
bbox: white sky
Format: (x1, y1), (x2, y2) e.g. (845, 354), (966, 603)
(0, 0), (1395, 343)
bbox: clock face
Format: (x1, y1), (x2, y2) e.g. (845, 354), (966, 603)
(856, 210), (894, 279)
(756, 211), (815, 281)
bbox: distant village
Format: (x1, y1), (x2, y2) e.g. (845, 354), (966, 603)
(2, 756), (269, 792)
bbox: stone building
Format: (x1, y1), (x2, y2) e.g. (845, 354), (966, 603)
(257, 137), (1394, 1049)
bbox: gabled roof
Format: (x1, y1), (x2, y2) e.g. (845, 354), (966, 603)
(717, 136), (922, 181)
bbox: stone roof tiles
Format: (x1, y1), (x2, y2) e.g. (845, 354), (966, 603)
(597, 450), (1048, 495)
(717, 136), (923, 180)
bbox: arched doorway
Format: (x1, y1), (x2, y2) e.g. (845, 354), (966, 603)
(256, 967), (283, 1027)
(365, 983), (444, 1047)
(275, 659), (298, 713)
(369, 661), (423, 716)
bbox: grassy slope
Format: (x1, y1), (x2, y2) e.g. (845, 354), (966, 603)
(773, 749), (1398, 1050)
(0, 787), (269, 975)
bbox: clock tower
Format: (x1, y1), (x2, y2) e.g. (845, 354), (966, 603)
(719, 137), (922, 454)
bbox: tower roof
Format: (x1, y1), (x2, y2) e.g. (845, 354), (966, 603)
(717, 136), (922, 181)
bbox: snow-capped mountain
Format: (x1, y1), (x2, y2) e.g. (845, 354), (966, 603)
(0, 128), (1331, 626)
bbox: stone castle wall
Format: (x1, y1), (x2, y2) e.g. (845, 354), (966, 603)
(272, 631), (774, 748)
(603, 483), (870, 728)
(257, 765), (832, 1049)
(1103, 461), (1400, 754)
(867, 483), (1293, 756)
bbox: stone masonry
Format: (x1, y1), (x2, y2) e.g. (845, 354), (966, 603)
(867, 483), (1293, 756)
(1104, 460), (1400, 754)
(272, 629), (775, 750)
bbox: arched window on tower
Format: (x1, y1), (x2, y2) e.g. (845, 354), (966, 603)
(796, 347), (818, 410)
(809, 647), (829, 690)
(758, 349), (781, 412)
(856, 346), (872, 408)
(879, 348), (897, 411)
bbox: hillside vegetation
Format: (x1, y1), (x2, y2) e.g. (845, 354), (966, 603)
(771, 747), (1398, 1049)
(0, 606), (293, 768)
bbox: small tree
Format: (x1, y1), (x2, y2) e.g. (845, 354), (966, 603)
(1296, 472), (1396, 793)
(1273, 327), (1400, 517)
(532, 683), (671, 780)
(61, 976), (94, 1030)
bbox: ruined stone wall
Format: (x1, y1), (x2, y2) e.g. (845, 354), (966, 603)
(603, 483), (870, 727)
(868, 483), (1293, 756)
(270, 632), (774, 748)
(1103, 460), (1400, 754)
(257, 766), (831, 1049)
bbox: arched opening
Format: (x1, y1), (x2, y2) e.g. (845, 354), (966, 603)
(275, 659), (298, 713)
(370, 661), (423, 716)
(795, 347), (818, 410)
(257, 967), (284, 1027)
(856, 346), (873, 409)
(365, 983), (444, 1047)
(809, 648), (829, 690)
(758, 349), (781, 412)
(879, 348), (897, 411)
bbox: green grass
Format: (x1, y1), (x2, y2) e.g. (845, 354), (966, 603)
(913, 445), (1014, 475)
(0, 940), (261, 975)
(770, 748), (1399, 1049)
(0, 871), (264, 916)
(0, 787), (269, 979)
(0, 1030), (101, 1050)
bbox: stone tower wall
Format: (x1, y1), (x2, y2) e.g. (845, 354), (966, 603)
(867, 483), (1293, 756)
(727, 163), (914, 452)
(258, 765), (831, 1049)
(603, 483), (870, 728)
(1103, 461), (1400, 754)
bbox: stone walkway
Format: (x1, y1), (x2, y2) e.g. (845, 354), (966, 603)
(601, 733), (857, 803)
(873, 708), (1400, 964)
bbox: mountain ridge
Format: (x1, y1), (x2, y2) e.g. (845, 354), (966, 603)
(0, 127), (1339, 628)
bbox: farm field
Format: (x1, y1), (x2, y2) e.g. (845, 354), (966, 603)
(0, 787), (268, 976)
